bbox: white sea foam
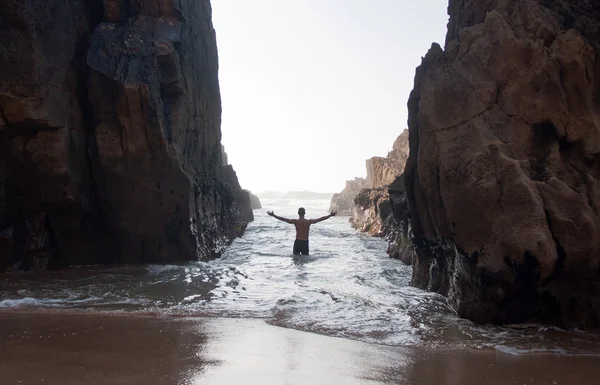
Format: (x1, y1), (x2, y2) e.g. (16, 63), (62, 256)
(145, 264), (185, 275)
(495, 345), (567, 355)
(0, 297), (46, 308)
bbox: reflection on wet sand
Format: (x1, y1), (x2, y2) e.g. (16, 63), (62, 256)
(1, 312), (598, 385)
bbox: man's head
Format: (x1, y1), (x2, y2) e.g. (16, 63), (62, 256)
(298, 207), (306, 218)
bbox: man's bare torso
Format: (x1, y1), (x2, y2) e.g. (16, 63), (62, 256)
(292, 219), (311, 240)
(266, 209), (336, 245)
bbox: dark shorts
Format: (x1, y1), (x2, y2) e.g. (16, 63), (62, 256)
(293, 240), (309, 255)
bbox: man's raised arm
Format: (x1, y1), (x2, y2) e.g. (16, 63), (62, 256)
(309, 211), (337, 224)
(267, 210), (294, 224)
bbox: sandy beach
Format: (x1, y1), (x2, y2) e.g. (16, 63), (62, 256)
(0, 312), (598, 385)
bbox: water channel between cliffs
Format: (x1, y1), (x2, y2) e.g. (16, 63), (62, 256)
(1, 199), (599, 356)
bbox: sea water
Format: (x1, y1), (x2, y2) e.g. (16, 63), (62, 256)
(1, 199), (599, 355)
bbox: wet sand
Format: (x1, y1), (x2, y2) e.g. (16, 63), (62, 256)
(0, 312), (598, 385)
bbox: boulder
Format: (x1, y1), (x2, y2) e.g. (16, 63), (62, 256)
(0, 0), (252, 269)
(406, 0), (600, 327)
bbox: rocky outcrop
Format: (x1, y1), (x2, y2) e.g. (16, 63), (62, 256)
(351, 187), (391, 236)
(330, 130), (414, 264)
(386, 176), (413, 265)
(0, 0), (252, 270)
(221, 144), (229, 166)
(406, 0), (600, 327)
(248, 191), (262, 209)
(329, 178), (368, 215)
(366, 132), (410, 189)
(350, 131), (410, 235)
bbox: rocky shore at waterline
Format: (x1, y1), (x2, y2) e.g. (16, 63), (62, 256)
(331, 130), (414, 264)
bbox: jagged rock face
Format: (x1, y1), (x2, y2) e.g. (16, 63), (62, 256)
(350, 131), (410, 238)
(351, 187), (391, 236)
(329, 178), (368, 215)
(248, 192), (262, 210)
(331, 131), (410, 218)
(0, 0), (252, 270)
(387, 176), (414, 265)
(406, 0), (600, 327)
(350, 175), (415, 265)
(366, 131), (409, 189)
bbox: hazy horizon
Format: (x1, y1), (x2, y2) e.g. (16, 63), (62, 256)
(212, 1), (448, 193)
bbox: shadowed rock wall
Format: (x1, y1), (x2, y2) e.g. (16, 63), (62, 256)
(406, 0), (600, 327)
(0, 0), (252, 270)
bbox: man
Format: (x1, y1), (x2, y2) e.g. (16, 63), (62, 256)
(267, 207), (337, 255)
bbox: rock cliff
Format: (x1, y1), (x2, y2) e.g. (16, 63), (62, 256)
(329, 178), (368, 215)
(0, 0), (252, 270)
(351, 131), (410, 236)
(248, 191), (262, 210)
(330, 131), (414, 263)
(366, 132), (410, 189)
(406, 0), (600, 326)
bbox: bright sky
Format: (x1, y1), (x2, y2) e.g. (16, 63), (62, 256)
(212, 0), (448, 193)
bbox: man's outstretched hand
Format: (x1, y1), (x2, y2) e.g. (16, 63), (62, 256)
(330, 211), (337, 217)
(267, 210), (275, 217)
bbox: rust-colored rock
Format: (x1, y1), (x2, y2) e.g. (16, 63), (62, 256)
(0, 0), (252, 270)
(366, 131), (410, 189)
(406, 0), (600, 327)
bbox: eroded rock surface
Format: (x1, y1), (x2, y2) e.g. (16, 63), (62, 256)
(330, 131), (414, 263)
(386, 176), (413, 265)
(366, 132), (410, 189)
(351, 131), (410, 236)
(0, 0), (252, 270)
(406, 0), (600, 326)
(329, 178), (368, 215)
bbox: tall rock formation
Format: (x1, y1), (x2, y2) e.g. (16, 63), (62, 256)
(0, 0), (252, 270)
(330, 131), (414, 264)
(351, 131), (410, 236)
(406, 0), (600, 326)
(366, 133), (410, 189)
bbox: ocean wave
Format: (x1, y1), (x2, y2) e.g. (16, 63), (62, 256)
(145, 264), (186, 275)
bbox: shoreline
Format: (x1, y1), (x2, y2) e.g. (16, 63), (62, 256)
(1, 311), (599, 385)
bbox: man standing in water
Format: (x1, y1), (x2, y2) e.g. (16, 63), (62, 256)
(267, 208), (336, 255)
